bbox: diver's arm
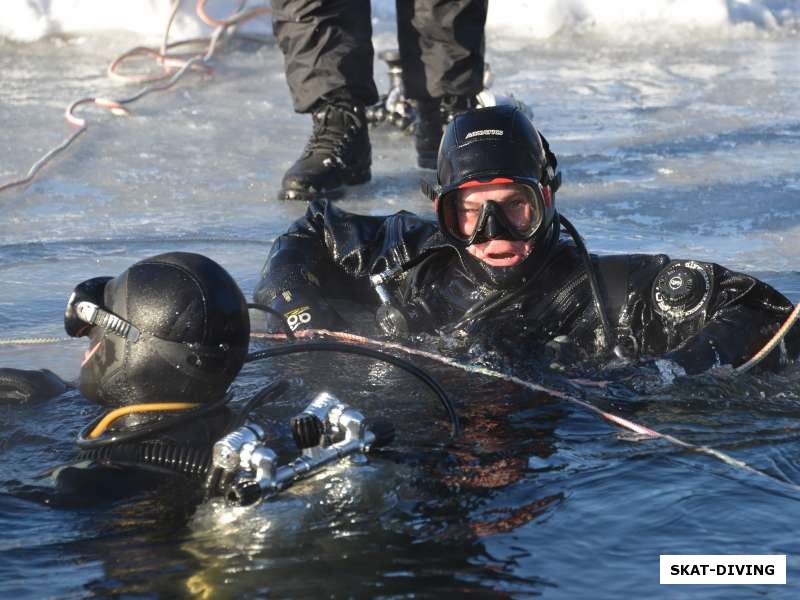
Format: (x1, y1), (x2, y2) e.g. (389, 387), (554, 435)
(661, 267), (798, 374)
(664, 304), (789, 374)
(0, 368), (69, 402)
(254, 198), (397, 331)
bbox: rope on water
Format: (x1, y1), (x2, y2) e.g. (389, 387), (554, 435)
(252, 328), (800, 495)
(0, 337), (72, 346)
(0, 0), (272, 195)
(3, 323), (798, 492)
(736, 301), (800, 373)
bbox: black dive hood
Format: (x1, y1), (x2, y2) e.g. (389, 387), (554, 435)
(433, 105), (562, 289)
(436, 105), (560, 198)
(67, 252), (250, 411)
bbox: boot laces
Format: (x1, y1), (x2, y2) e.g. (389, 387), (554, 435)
(305, 104), (362, 157)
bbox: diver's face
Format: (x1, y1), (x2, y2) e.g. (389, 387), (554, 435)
(458, 184), (535, 268)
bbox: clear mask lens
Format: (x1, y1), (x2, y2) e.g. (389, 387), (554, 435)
(440, 183), (545, 245)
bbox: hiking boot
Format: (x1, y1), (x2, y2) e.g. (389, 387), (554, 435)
(414, 96), (478, 170)
(280, 101), (371, 201)
(414, 100), (444, 170)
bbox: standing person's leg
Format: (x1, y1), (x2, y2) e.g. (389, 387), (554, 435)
(272, 0), (378, 200)
(396, 0), (488, 168)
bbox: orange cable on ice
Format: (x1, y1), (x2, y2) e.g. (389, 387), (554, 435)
(0, 0), (272, 195)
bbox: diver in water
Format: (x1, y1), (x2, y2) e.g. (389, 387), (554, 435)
(1, 251), (409, 506)
(1, 252), (252, 501)
(254, 104), (800, 375)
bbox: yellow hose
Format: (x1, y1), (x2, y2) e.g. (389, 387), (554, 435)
(88, 402), (200, 439)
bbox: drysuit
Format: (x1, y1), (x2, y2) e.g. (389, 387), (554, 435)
(254, 199), (800, 375)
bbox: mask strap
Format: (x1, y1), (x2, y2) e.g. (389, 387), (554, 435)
(75, 301), (141, 342)
(549, 170), (562, 193)
(539, 131), (562, 192)
(420, 178), (439, 201)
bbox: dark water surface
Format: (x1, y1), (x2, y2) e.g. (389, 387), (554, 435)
(3, 353), (800, 598)
(1, 24), (800, 599)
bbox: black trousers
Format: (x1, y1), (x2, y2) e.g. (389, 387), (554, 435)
(271, 0), (488, 112)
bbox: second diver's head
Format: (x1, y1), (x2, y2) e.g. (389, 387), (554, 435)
(429, 104), (561, 288)
(64, 252), (250, 408)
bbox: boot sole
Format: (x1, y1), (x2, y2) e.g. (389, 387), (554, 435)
(279, 167), (371, 201)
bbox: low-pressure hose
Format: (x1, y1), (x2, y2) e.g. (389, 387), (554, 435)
(247, 303), (296, 339)
(228, 379), (290, 430)
(246, 342), (461, 438)
(559, 216), (615, 351)
(77, 394), (232, 449)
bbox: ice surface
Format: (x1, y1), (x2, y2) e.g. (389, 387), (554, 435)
(1, 0), (267, 42)
(1, 8), (799, 377)
(1, 8), (800, 599)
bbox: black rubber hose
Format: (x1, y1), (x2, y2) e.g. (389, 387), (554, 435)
(559, 215), (614, 351)
(79, 442), (212, 481)
(228, 379), (290, 431)
(78, 381), (290, 482)
(246, 342), (461, 438)
(247, 303), (295, 339)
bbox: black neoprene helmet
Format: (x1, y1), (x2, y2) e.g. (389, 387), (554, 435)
(436, 104), (560, 196)
(67, 252), (250, 407)
(428, 105), (563, 288)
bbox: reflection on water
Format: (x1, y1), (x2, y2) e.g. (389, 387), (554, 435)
(3, 347), (800, 597)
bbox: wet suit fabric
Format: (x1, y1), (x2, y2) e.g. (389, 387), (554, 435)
(271, 0), (489, 112)
(254, 199), (800, 374)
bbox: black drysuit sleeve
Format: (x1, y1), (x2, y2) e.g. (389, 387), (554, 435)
(662, 267), (799, 374)
(0, 368), (69, 403)
(254, 198), (437, 331)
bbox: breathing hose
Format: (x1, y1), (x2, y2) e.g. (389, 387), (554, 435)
(77, 380), (289, 480)
(252, 328), (800, 495)
(228, 379), (290, 430)
(246, 342), (461, 438)
(559, 216), (615, 351)
(80, 441), (213, 481)
(76, 380), (289, 450)
(76, 394), (232, 449)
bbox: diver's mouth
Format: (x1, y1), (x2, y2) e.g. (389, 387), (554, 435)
(482, 251), (523, 267)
